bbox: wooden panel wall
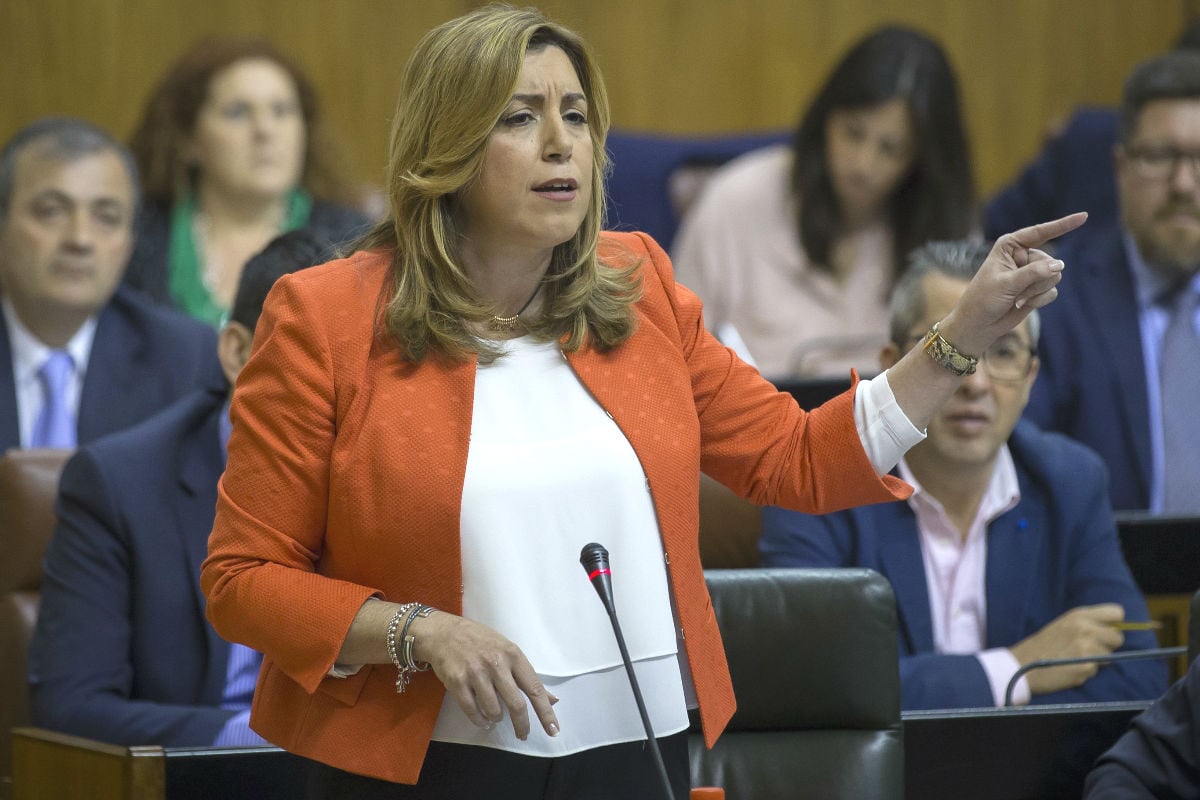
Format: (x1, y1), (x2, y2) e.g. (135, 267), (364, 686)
(1, 0), (1194, 198)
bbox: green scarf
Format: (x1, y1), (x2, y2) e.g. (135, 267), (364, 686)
(167, 189), (312, 327)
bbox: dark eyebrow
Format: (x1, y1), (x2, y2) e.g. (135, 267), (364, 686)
(510, 92), (587, 105)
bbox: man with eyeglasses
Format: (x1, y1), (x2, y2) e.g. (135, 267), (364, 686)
(760, 241), (1165, 711)
(1025, 51), (1200, 513)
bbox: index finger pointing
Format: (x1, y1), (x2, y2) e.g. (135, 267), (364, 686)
(1002, 212), (1089, 251)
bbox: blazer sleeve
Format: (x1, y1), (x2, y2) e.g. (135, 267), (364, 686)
(29, 450), (236, 746)
(1084, 661), (1200, 799)
(633, 231), (909, 514)
(201, 271), (379, 693)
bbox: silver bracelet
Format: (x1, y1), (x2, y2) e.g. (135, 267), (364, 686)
(386, 603), (420, 693)
(400, 605), (435, 673)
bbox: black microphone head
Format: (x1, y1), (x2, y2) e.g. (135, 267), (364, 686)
(579, 542), (610, 572)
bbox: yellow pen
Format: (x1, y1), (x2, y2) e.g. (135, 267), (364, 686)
(1109, 621), (1163, 631)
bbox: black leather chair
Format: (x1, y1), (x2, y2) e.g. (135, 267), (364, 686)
(690, 568), (902, 800)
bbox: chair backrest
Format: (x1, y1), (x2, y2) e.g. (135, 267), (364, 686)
(605, 129), (789, 250)
(690, 568), (903, 800)
(698, 473), (761, 569)
(0, 447), (71, 788)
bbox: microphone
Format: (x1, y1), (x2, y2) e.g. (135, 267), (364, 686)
(1003, 645), (1185, 706)
(579, 543), (676, 800)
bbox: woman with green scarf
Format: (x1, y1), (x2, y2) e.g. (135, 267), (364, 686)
(126, 36), (369, 327)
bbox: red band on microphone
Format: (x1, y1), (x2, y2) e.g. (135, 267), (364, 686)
(588, 568), (611, 581)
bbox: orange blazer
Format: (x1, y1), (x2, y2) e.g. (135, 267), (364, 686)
(201, 231), (909, 784)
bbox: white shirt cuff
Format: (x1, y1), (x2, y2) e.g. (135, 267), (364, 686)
(327, 662), (364, 679)
(853, 371), (926, 475)
(978, 648), (1030, 706)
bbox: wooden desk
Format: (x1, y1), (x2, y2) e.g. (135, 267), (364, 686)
(11, 728), (307, 800)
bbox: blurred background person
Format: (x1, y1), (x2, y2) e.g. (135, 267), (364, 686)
(124, 36), (369, 327)
(29, 229), (324, 747)
(672, 25), (976, 380)
(1, 117), (220, 452)
(1025, 50), (1200, 512)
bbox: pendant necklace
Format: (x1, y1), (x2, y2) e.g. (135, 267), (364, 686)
(488, 282), (543, 332)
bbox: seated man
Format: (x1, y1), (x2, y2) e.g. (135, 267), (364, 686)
(1085, 656), (1200, 798)
(1024, 51), (1200, 512)
(27, 230), (326, 746)
(0, 118), (221, 451)
(760, 240), (1166, 711)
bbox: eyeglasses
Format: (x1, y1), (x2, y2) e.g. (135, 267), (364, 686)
(1124, 147), (1200, 181)
(906, 333), (1036, 382)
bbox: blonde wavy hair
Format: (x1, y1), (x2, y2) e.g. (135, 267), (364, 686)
(357, 4), (640, 362)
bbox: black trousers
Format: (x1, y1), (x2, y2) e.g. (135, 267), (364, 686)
(305, 731), (690, 800)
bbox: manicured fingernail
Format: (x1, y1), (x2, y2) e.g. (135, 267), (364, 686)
(1050, 260), (1064, 272)
(548, 723), (560, 736)
(1014, 298), (1026, 309)
(549, 694), (560, 705)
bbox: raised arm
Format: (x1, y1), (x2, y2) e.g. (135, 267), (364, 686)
(886, 213), (1087, 432)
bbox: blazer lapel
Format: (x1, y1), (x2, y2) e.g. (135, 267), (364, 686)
(175, 399), (230, 702)
(984, 505), (1040, 648)
(77, 304), (140, 443)
(874, 506), (935, 655)
(1075, 235), (1153, 496)
(565, 327), (701, 552)
(0, 311), (19, 450)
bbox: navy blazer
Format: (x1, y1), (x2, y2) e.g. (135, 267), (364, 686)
(983, 108), (1119, 245)
(1023, 224), (1153, 510)
(761, 421), (1166, 711)
(1085, 656), (1200, 798)
(28, 387), (236, 746)
(0, 286), (222, 451)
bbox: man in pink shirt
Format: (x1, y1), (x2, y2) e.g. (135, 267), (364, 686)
(760, 240), (1166, 709)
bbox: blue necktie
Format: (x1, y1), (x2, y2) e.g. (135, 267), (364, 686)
(30, 350), (76, 449)
(1161, 287), (1200, 513)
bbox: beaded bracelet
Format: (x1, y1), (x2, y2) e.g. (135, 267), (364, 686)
(386, 603), (420, 693)
(386, 603), (436, 693)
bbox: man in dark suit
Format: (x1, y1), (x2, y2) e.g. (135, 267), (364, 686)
(0, 117), (219, 452)
(1086, 655), (1200, 797)
(1025, 51), (1200, 512)
(761, 241), (1165, 711)
(27, 230), (325, 746)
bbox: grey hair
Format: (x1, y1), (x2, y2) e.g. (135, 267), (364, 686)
(0, 117), (140, 221)
(890, 239), (1040, 347)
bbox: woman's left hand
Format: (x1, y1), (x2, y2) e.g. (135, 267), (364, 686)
(938, 211), (1087, 355)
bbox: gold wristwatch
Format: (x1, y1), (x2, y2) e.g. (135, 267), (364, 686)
(921, 321), (978, 376)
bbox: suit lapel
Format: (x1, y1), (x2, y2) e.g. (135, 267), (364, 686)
(1075, 235), (1153, 496)
(874, 505), (935, 655)
(984, 504), (1040, 648)
(0, 310), (19, 450)
(174, 397), (230, 702)
(77, 303), (140, 443)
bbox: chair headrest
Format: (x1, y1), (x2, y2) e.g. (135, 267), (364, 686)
(0, 448), (72, 592)
(704, 567), (900, 731)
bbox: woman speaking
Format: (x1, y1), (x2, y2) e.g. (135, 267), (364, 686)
(201, 5), (1082, 798)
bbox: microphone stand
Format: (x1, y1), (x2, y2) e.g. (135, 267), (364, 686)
(580, 543), (676, 800)
(1004, 646), (1186, 706)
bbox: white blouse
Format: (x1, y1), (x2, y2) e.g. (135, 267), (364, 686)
(431, 336), (691, 755)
